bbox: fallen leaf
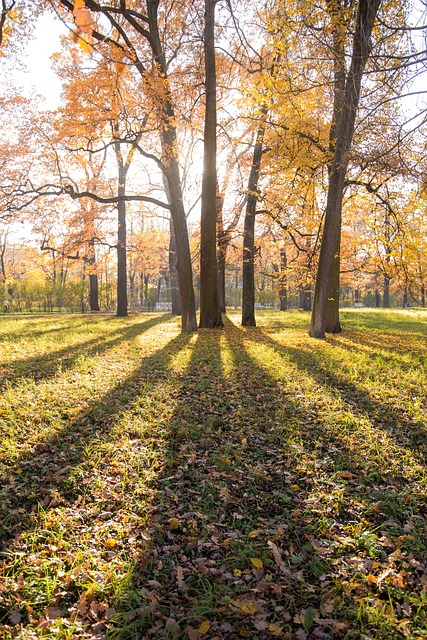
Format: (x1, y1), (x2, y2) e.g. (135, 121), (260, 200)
(253, 619), (269, 631)
(250, 557), (263, 569)
(44, 607), (63, 620)
(269, 622), (284, 636)
(105, 538), (118, 549)
(169, 517), (180, 531)
(9, 609), (22, 626)
(198, 620), (210, 634)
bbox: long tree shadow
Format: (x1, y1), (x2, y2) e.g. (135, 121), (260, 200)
(329, 333), (427, 370)
(2, 318), (426, 638)
(0, 319), (192, 550)
(0, 314), (172, 391)
(107, 321), (427, 639)
(242, 326), (427, 460)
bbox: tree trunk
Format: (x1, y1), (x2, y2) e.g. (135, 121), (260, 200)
(147, 1), (197, 332)
(87, 238), (100, 312)
(169, 215), (181, 315)
(278, 248), (287, 311)
(89, 274), (100, 312)
(199, 0), (223, 328)
(116, 194), (127, 317)
(375, 289), (381, 307)
(216, 186), (227, 314)
(310, 0), (381, 338)
(217, 245), (226, 313)
(242, 105), (268, 327)
(300, 285), (312, 311)
(325, 244), (342, 333)
(383, 274), (390, 308)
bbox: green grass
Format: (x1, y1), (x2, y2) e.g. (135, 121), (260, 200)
(0, 309), (426, 639)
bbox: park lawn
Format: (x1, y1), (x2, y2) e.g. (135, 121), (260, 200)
(0, 309), (426, 640)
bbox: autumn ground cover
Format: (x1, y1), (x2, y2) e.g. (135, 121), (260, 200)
(0, 309), (426, 640)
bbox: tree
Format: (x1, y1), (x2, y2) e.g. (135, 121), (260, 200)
(309, 0), (382, 338)
(241, 103), (268, 326)
(54, 0), (198, 331)
(199, 0), (223, 328)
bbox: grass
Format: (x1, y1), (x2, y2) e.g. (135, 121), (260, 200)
(0, 308), (426, 640)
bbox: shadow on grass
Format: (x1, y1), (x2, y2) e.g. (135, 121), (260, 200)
(0, 314), (172, 391)
(0, 317), (191, 545)
(244, 326), (427, 460)
(1, 316), (426, 639)
(108, 320), (427, 639)
(339, 309), (427, 340)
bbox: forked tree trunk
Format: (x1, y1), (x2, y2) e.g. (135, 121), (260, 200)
(310, 0), (381, 338)
(199, 0), (223, 328)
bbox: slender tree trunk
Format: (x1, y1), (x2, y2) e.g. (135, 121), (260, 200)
(0, 233), (7, 283)
(310, 0), (381, 338)
(114, 146), (128, 318)
(217, 245), (226, 313)
(199, 0), (223, 328)
(89, 274), (100, 311)
(216, 188), (227, 314)
(279, 248), (287, 311)
(383, 274), (390, 308)
(375, 289), (381, 307)
(169, 216), (181, 315)
(242, 105), (268, 327)
(116, 192), (127, 317)
(87, 238), (100, 312)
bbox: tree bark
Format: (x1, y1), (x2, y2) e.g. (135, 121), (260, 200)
(87, 238), (100, 312)
(199, 0), (223, 328)
(242, 105), (268, 327)
(216, 188), (227, 314)
(383, 273), (390, 308)
(310, 0), (381, 338)
(278, 248), (288, 311)
(169, 215), (181, 315)
(325, 240), (342, 332)
(116, 189), (128, 317)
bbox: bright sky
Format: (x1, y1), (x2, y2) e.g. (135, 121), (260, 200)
(9, 13), (67, 109)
